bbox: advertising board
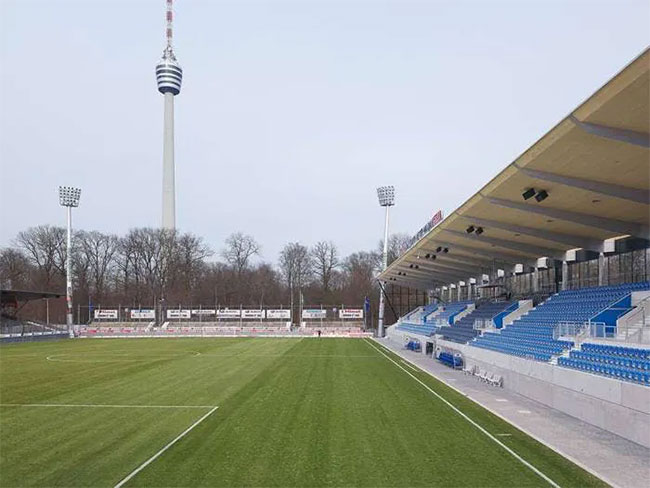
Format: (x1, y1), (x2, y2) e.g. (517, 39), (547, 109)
(130, 309), (155, 319)
(94, 309), (118, 319)
(167, 309), (191, 319)
(302, 309), (327, 319)
(242, 309), (265, 319)
(217, 309), (241, 318)
(266, 309), (291, 319)
(339, 309), (363, 319)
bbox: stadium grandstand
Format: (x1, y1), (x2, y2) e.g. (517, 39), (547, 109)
(2, 15), (649, 488)
(1, 289), (67, 342)
(81, 305), (370, 338)
(381, 49), (650, 450)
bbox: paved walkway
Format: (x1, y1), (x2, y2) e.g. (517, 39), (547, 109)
(376, 338), (650, 488)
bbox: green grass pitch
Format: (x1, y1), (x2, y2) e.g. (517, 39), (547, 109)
(0, 338), (606, 487)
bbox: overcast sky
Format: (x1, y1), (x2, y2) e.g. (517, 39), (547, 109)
(1, 0), (648, 263)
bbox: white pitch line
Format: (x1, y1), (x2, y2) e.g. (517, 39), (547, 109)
(114, 405), (219, 488)
(196, 353), (378, 358)
(364, 339), (561, 488)
(400, 359), (419, 371)
(0, 404), (215, 409)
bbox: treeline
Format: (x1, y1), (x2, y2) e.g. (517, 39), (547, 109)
(0, 226), (411, 322)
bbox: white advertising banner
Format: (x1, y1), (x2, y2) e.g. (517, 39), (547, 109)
(94, 309), (118, 319)
(266, 309), (291, 320)
(216, 309), (241, 318)
(167, 309), (191, 319)
(302, 309), (327, 319)
(242, 309), (265, 319)
(339, 309), (363, 319)
(130, 309), (155, 319)
(191, 309), (216, 316)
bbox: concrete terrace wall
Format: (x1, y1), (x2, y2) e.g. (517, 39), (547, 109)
(386, 325), (434, 355)
(437, 339), (650, 448)
(503, 300), (533, 326)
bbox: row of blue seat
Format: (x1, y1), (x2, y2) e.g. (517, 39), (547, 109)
(436, 301), (473, 324)
(469, 282), (649, 362)
(561, 282), (650, 295)
(477, 335), (569, 356)
(498, 327), (555, 338)
(558, 357), (650, 386)
(483, 331), (573, 350)
(570, 350), (650, 371)
(471, 341), (551, 362)
(581, 343), (650, 360)
(396, 323), (438, 337)
(440, 301), (513, 344)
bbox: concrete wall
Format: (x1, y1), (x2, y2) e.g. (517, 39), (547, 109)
(631, 290), (650, 306)
(386, 325), (432, 356)
(437, 339), (650, 448)
(451, 304), (475, 324)
(502, 300), (533, 326)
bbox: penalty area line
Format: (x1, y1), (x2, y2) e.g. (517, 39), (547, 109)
(114, 405), (219, 488)
(363, 339), (561, 488)
(0, 404), (215, 409)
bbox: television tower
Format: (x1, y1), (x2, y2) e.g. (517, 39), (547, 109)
(156, 0), (182, 229)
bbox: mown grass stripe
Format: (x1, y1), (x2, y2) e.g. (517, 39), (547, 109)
(113, 406), (219, 488)
(364, 339), (561, 488)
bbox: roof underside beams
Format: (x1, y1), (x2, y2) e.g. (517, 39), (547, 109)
(441, 229), (563, 258)
(455, 215), (604, 250)
(486, 198), (648, 238)
(568, 115), (650, 148)
(423, 241), (532, 265)
(379, 49), (650, 291)
(518, 167), (650, 204)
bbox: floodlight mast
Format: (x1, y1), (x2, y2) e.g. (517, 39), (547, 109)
(376, 186), (395, 337)
(58, 186), (81, 329)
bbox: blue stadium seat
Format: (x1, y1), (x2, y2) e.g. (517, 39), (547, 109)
(439, 301), (513, 344)
(469, 282), (650, 363)
(558, 348), (650, 386)
(437, 351), (462, 368)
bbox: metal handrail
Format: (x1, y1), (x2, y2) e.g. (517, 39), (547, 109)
(589, 292), (632, 322)
(617, 294), (650, 342)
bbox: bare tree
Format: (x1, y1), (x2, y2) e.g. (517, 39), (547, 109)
(310, 241), (339, 292)
(377, 232), (411, 267)
(77, 231), (119, 300)
(342, 251), (378, 304)
(279, 242), (312, 318)
(221, 233), (260, 275)
(279, 242), (312, 289)
(6, 224), (388, 317)
(0, 248), (33, 289)
(175, 233), (213, 302)
(15, 225), (66, 287)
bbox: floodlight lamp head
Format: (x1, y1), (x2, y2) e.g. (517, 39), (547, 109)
(58, 186), (81, 208)
(376, 186), (395, 207)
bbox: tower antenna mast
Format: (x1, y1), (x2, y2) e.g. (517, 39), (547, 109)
(165, 0), (174, 55)
(156, 0), (183, 229)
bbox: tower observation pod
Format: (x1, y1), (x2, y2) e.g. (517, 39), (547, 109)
(156, 56), (183, 96)
(156, 0), (182, 230)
